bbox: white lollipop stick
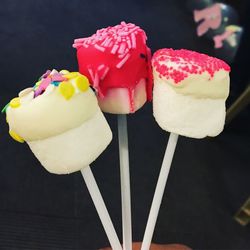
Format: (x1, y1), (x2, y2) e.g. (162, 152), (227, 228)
(81, 166), (122, 250)
(141, 133), (179, 250)
(118, 114), (132, 250)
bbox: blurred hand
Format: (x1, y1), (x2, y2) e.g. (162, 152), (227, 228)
(99, 242), (192, 250)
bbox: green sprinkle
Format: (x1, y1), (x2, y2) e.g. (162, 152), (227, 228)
(52, 81), (60, 86)
(1, 103), (9, 113)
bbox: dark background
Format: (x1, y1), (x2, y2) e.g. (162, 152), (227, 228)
(0, 0), (250, 249)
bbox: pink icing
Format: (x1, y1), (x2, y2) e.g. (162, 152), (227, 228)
(73, 21), (152, 113)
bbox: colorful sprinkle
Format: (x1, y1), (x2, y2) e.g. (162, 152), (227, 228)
(1, 103), (9, 113)
(51, 81), (60, 86)
(64, 72), (78, 79)
(41, 70), (51, 79)
(35, 81), (41, 87)
(51, 73), (67, 82)
(9, 130), (24, 143)
(10, 97), (21, 108)
(116, 53), (131, 68)
(75, 75), (89, 92)
(59, 81), (75, 100)
(60, 69), (70, 74)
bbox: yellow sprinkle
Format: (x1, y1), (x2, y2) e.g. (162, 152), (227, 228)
(64, 72), (79, 79)
(60, 69), (70, 75)
(10, 97), (21, 108)
(9, 130), (24, 143)
(35, 80), (41, 87)
(59, 81), (75, 100)
(6, 115), (8, 123)
(226, 25), (242, 32)
(75, 75), (89, 92)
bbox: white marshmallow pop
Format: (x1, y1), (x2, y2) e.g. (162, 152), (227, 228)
(152, 49), (230, 138)
(4, 70), (112, 174)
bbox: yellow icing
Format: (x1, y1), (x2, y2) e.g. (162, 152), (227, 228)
(9, 130), (24, 143)
(10, 97), (21, 108)
(76, 75), (89, 92)
(59, 81), (75, 100)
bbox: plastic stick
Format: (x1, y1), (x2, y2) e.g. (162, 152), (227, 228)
(141, 133), (179, 250)
(81, 166), (122, 250)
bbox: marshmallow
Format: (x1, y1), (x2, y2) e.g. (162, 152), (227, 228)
(73, 21), (153, 114)
(5, 70), (112, 174)
(152, 49), (230, 138)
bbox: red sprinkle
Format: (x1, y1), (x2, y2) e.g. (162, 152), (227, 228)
(152, 48), (230, 84)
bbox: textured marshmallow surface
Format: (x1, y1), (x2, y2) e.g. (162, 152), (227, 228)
(153, 80), (226, 138)
(28, 109), (112, 174)
(97, 78), (147, 114)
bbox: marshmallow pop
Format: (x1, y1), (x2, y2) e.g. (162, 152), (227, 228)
(152, 48), (230, 138)
(73, 21), (152, 114)
(4, 69), (112, 174)
(3, 69), (122, 250)
(141, 49), (230, 250)
(73, 21), (153, 249)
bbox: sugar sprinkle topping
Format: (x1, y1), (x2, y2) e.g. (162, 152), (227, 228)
(73, 21), (147, 71)
(152, 49), (230, 84)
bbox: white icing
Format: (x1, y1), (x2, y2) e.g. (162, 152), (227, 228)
(7, 86), (98, 141)
(153, 68), (230, 99)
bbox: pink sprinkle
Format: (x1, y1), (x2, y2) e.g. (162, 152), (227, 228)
(118, 43), (126, 54)
(82, 43), (88, 48)
(131, 33), (136, 48)
(98, 64), (105, 71)
(116, 53), (130, 68)
(52, 73), (67, 82)
(105, 38), (112, 47)
(100, 67), (110, 80)
(74, 38), (85, 43)
(94, 44), (105, 52)
(93, 73), (99, 89)
(102, 37), (111, 47)
(72, 44), (82, 49)
(111, 44), (119, 54)
(88, 68), (95, 82)
(126, 39), (131, 48)
(101, 37), (109, 46)
(129, 27), (139, 34)
(119, 31), (129, 36)
(41, 70), (51, 78)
